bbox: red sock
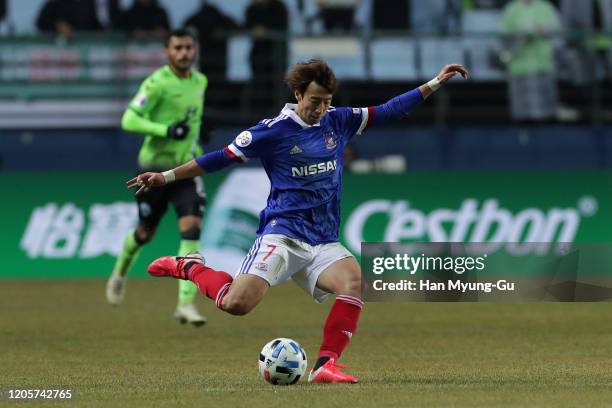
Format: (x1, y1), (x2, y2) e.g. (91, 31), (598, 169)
(187, 264), (233, 309)
(318, 295), (363, 361)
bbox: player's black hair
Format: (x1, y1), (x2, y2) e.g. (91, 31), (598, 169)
(164, 28), (196, 47)
(286, 59), (338, 95)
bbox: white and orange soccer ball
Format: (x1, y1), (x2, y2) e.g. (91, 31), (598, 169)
(258, 338), (308, 385)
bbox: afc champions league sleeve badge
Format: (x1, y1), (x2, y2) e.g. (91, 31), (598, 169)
(134, 91), (147, 108)
(235, 131), (253, 147)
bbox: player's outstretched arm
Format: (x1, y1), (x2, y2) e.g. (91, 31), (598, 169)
(122, 109), (191, 140)
(418, 64), (468, 99)
(369, 64), (468, 125)
(121, 108), (168, 138)
(127, 159), (204, 195)
(126, 146), (240, 195)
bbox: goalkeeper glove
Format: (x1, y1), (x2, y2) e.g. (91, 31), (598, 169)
(167, 121), (190, 140)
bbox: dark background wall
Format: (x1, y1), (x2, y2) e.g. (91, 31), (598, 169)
(3, 125), (611, 171)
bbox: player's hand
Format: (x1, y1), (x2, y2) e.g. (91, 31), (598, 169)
(127, 172), (165, 195)
(436, 64), (469, 84)
(167, 121), (190, 140)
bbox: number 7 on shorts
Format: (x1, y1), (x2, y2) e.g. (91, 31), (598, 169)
(263, 244), (277, 261)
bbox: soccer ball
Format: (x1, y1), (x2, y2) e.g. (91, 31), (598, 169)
(258, 338), (308, 385)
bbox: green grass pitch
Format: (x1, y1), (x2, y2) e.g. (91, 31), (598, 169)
(2, 279), (612, 407)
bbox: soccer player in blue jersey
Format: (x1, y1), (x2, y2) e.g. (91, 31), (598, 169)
(128, 59), (468, 383)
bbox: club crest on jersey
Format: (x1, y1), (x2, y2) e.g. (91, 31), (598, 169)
(235, 131), (252, 147)
(324, 131), (337, 150)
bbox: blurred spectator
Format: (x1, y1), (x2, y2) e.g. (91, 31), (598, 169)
(317, 0), (360, 32)
(463, 0), (508, 9)
(595, 0), (612, 78)
(120, 0), (169, 39)
(245, 0), (288, 109)
(372, 0), (410, 30)
(36, 0), (120, 39)
(555, 0), (597, 85)
(0, 0), (9, 34)
(184, 1), (239, 143)
(94, 0), (121, 29)
(412, 0), (461, 34)
(184, 1), (238, 82)
(556, 0), (612, 81)
(501, 0), (565, 122)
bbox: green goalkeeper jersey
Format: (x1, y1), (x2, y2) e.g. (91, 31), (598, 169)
(122, 65), (208, 169)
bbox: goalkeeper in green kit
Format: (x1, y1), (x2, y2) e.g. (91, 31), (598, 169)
(106, 28), (208, 326)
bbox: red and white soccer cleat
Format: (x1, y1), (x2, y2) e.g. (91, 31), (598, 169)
(147, 253), (205, 280)
(308, 358), (358, 384)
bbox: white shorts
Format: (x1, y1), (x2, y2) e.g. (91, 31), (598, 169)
(235, 234), (354, 303)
